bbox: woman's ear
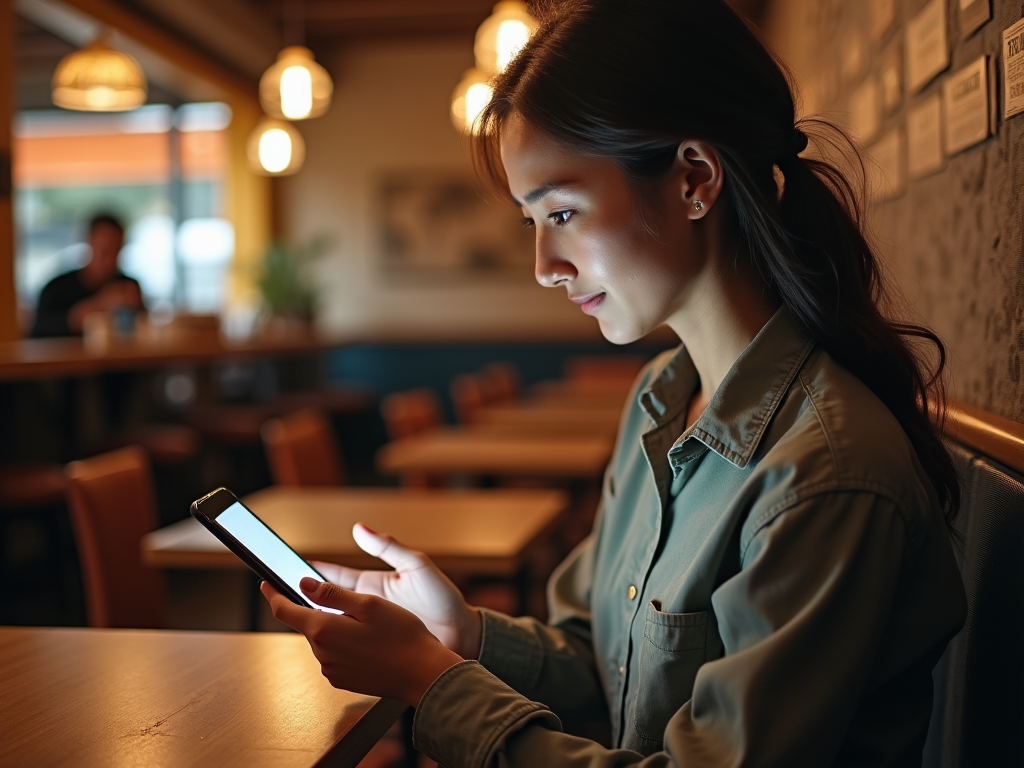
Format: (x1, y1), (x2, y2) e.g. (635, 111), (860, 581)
(675, 141), (725, 220)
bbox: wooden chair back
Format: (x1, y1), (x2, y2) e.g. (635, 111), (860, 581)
(64, 446), (165, 628)
(380, 388), (443, 440)
(262, 408), (344, 487)
(450, 374), (486, 424)
(480, 363), (520, 405)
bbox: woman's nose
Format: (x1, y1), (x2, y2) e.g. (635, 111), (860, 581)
(535, 237), (577, 288)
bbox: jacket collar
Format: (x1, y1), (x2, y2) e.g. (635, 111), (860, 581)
(638, 305), (815, 472)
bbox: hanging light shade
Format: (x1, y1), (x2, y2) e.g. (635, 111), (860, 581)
(247, 118), (306, 175)
(259, 46), (333, 120)
(450, 68), (493, 135)
(51, 37), (147, 112)
(474, 1), (538, 76)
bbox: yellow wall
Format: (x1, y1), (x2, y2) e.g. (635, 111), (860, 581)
(280, 37), (598, 340)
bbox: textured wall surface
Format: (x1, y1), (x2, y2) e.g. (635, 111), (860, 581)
(766, 0), (1024, 422)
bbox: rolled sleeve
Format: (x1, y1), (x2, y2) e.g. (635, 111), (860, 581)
(413, 660), (560, 768)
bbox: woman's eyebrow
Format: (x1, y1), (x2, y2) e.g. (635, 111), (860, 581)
(512, 182), (566, 207)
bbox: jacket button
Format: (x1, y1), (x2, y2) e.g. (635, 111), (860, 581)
(627, 585), (637, 600)
(618, 665), (625, 676)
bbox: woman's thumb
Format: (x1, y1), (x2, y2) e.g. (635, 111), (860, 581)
(300, 577), (351, 615)
(352, 523), (425, 571)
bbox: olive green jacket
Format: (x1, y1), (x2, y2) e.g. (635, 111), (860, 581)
(413, 307), (966, 767)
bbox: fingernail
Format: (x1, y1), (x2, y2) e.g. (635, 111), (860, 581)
(357, 523), (378, 535)
(300, 577), (320, 592)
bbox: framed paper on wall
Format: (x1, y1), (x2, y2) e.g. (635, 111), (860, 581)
(377, 171), (535, 280)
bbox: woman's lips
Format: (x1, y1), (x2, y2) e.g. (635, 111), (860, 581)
(571, 292), (605, 315)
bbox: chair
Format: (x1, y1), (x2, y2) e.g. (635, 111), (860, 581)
(0, 463), (66, 508)
(380, 389), (445, 488)
(921, 443), (1024, 767)
(380, 388), (444, 441)
(64, 446), (166, 628)
(564, 355), (647, 385)
(450, 374), (486, 425)
(480, 362), (520, 405)
(262, 408), (345, 487)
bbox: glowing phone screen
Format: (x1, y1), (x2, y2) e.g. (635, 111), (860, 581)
(216, 501), (342, 614)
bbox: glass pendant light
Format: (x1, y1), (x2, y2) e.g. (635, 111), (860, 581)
(247, 118), (305, 175)
(450, 68), (493, 135)
(474, 1), (538, 76)
(51, 35), (147, 112)
(259, 0), (333, 120)
(259, 46), (333, 120)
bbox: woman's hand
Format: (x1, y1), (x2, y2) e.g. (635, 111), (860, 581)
(262, 578), (463, 707)
(312, 524), (482, 659)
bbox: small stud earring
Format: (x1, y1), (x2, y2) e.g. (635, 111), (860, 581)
(693, 200), (703, 212)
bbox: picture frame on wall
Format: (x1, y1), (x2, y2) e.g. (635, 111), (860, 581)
(376, 171), (535, 281)
(959, 0), (991, 39)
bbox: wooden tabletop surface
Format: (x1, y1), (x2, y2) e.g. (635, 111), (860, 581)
(0, 332), (343, 381)
(143, 486), (570, 576)
(0, 626), (404, 768)
(376, 429), (614, 479)
(473, 403), (622, 436)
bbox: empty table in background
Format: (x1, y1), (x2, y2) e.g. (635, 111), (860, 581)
(376, 430), (613, 481)
(472, 403), (622, 437)
(143, 486), (570, 578)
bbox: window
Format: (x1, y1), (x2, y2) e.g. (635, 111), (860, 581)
(13, 102), (233, 319)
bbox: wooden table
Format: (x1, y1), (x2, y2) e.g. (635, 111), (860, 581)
(473, 403), (622, 436)
(0, 332), (346, 381)
(0, 626), (405, 768)
(377, 429), (613, 480)
(143, 486), (570, 577)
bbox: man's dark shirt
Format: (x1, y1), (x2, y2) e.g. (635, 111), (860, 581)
(30, 269), (141, 338)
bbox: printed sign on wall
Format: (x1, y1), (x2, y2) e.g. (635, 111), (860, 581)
(1003, 17), (1024, 119)
(881, 41), (904, 113)
(943, 56), (992, 155)
(907, 94), (945, 179)
(869, 127), (906, 201)
(871, 0), (898, 42)
(959, 0), (991, 38)
(907, 0), (950, 93)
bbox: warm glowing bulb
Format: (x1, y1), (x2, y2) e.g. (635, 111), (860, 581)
(85, 86), (117, 109)
(495, 19), (530, 72)
(464, 82), (493, 132)
(280, 65), (313, 119)
(259, 128), (293, 173)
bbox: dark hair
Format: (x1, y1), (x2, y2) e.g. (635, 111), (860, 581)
(88, 212), (125, 234)
(473, 0), (959, 526)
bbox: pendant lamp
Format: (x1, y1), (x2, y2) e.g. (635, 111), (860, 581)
(450, 69), (493, 135)
(259, 46), (333, 120)
(259, 0), (333, 121)
(51, 36), (147, 112)
(474, 1), (538, 76)
(247, 118), (305, 176)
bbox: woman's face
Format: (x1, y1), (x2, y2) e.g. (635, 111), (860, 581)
(500, 115), (704, 344)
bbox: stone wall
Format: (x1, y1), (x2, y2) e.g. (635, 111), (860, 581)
(765, 0), (1024, 422)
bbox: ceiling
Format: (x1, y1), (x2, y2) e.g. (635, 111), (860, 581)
(15, 0), (772, 110)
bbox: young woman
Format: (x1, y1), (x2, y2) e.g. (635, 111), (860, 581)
(262, 1), (966, 765)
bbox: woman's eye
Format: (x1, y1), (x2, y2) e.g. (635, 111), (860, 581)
(548, 210), (575, 226)
(520, 217), (535, 229)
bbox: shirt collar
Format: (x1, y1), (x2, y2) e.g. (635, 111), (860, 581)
(638, 305), (815, 472)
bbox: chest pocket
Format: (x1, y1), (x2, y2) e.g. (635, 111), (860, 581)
(632, 601), (710, 747)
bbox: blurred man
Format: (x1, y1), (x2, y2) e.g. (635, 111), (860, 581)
(30, 213), (145, 338)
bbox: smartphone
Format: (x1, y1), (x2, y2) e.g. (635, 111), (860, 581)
(191, 487), (342, 614)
